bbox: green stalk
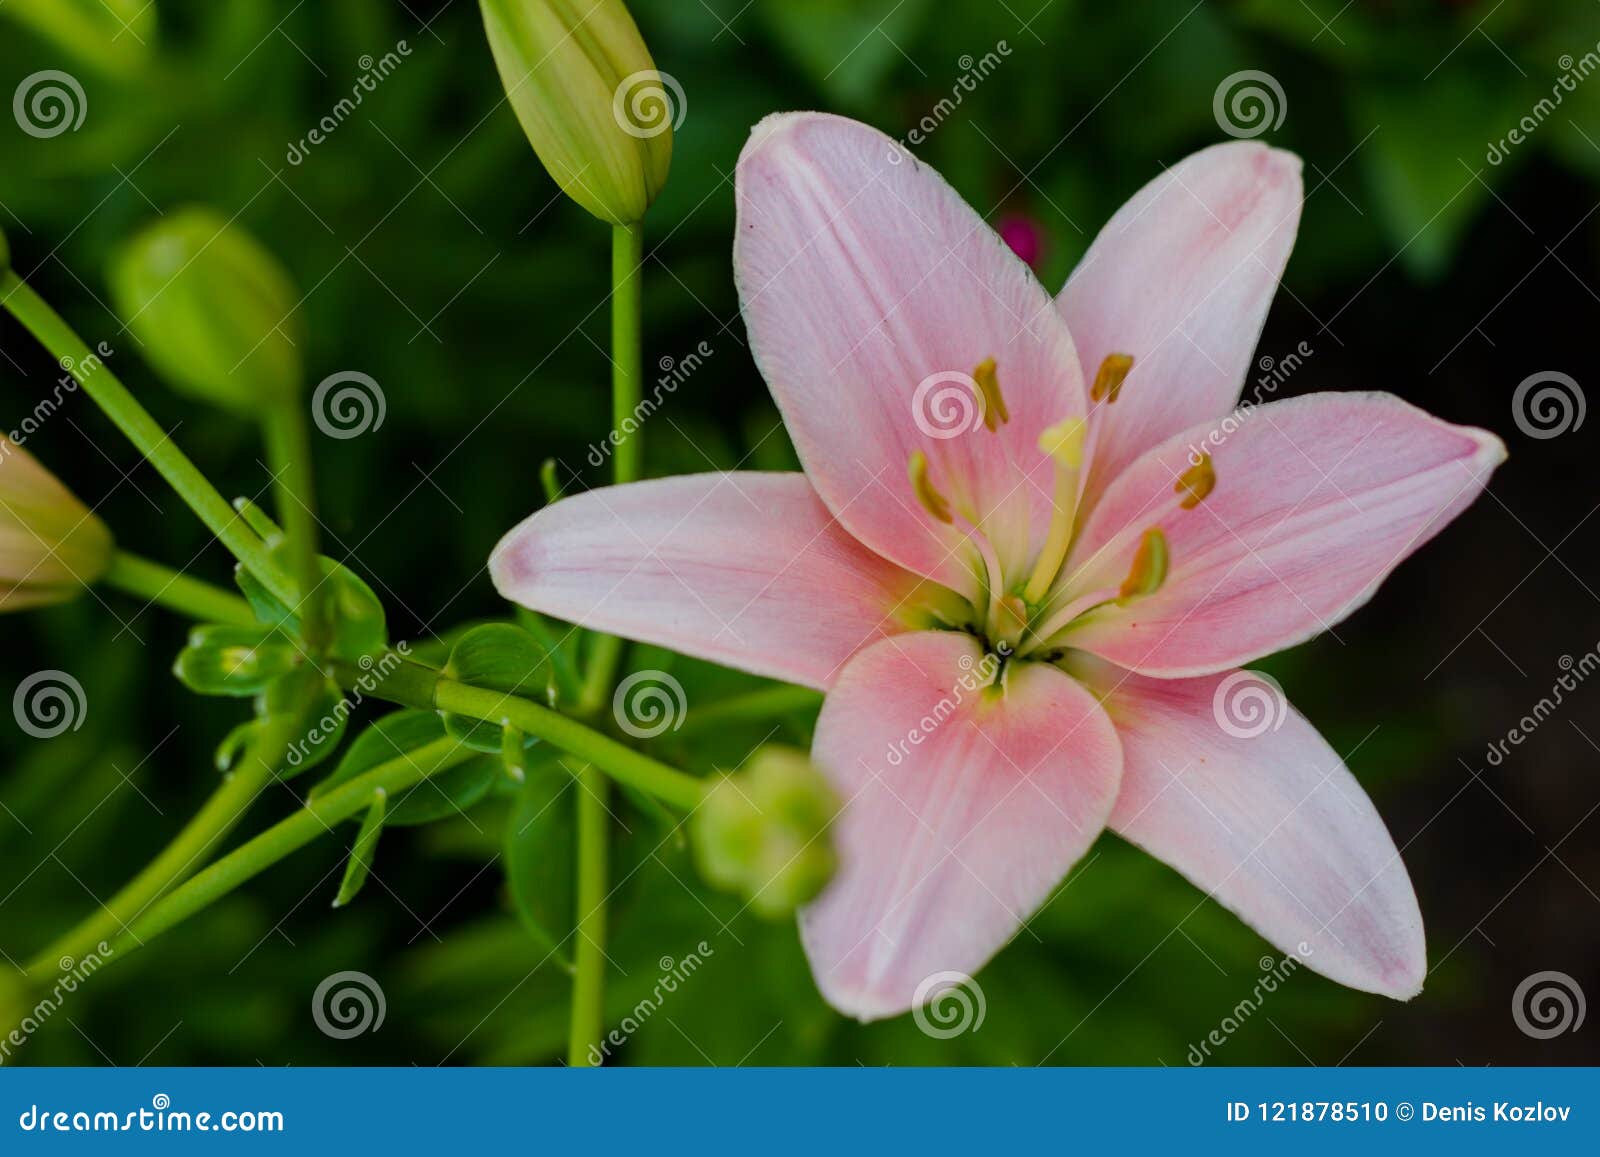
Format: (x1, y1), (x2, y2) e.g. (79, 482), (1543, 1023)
(0, 272), (297, 606)
(81, 738), (479, 971)
(101, 550), (257, 626)
(567, 762), (608, 1067)
(610, 222), (645, 486)
(261, 402), (328, 648)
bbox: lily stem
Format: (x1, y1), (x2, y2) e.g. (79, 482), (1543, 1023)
(567, 762), (608, 1066)
(101, 550), (257, 626)
(0, 271), (298, 607)
(262, 402), (329, 649)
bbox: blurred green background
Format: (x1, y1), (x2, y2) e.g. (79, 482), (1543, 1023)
(2, 0), (1597, 1066)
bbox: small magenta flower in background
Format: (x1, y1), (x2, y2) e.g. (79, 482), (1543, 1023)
(1, 435), (113, 612)
(491, 113), (1504, 1020)
(996, 212), (1045, 270)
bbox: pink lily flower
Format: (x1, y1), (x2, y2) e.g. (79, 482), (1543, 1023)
(491, 113), (1505, 1020)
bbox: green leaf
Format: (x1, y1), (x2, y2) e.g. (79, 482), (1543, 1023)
(262, 664), (350, 778)
(173, 625), (298, 697)
(441, 623), (549, 752)
(503, 762), (575, 964)
(311, 709), (447, 800)
(234, 548), (388, 662)
(333, 788), (387, 908)
(387, 755), (500, 827)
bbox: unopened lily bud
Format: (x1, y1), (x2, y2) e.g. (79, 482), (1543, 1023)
(1, 435), (113, 611)
(107, 208), (302, 415)
(692, 747), (839, 918)
(479, 0), (674, 225)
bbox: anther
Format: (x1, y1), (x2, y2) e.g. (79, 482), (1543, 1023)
(1090, 353), (1134, 404)
(1175, 453), (1215, 509)
(1117, 528), (1169, 603)
(908, 450), (953, 523)
(972, 358), (1010, 430)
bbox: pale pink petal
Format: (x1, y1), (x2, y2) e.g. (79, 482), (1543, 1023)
(800, 631), (1122, 1019)
(1061, 392), (1506, 677)
(1071, 656), (1425, 998)
(1060, 142), (1302, 511)
(490, 473), (923, 690)
(735, 112), (1087, 600)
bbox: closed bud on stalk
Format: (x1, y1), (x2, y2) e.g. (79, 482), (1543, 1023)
(107, 208), (302, 415)
(1, 435), (113, 612)
(692, 746), (839, 918)
(479, 0), (674, 225)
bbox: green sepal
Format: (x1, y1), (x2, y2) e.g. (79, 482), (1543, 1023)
(386, 756), (499, 827)
(311, 709), (446, 800)
(173, 624), (298, 697)
(262, 664), (348, 778)
(440, 623), (548, 752)
(333, 789), (388, 908)
(235, 547), (388, 662)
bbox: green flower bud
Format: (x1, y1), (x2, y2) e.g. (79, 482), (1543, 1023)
(1, 435), (114, 612)
(693, 747), (839, 918)
(107, 208), (302, 415)
(479, 0), (675, 225)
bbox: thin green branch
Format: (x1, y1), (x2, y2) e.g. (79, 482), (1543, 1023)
(101, 550), (257, 626)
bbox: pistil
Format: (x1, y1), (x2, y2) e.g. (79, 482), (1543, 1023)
(1021, 416), (1087, 604)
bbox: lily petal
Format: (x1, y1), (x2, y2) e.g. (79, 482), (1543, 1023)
(800, 631), (1122, 1019)
(735, 112), (1087, 600)
(1060, 142), (1302, 511)
(490, 473), (921, 690)
(1073, 657), (1425, 998)
(1062, 392), (1506, 677)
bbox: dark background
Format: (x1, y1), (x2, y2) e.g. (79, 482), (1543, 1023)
(1, 0), (1596, 1065)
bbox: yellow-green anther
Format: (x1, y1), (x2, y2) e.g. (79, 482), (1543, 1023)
(1090, 353), (1134, 403)
(1117, 527), (1169, 603)
(480, 0), (673, 226)
(107, 207), (303, 415)
(972, 357), (1009, 430)
(1176, 453), (1216, 509)
(908, 450), (953, 523)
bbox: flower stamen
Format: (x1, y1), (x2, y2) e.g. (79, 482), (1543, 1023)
(1176, 453), (1216, 509)
(1116, 527), (1169, 603)
(1090, 353), (1134, 404)
(972, 357), (1009, 430)
(908, 450), (953, 523)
